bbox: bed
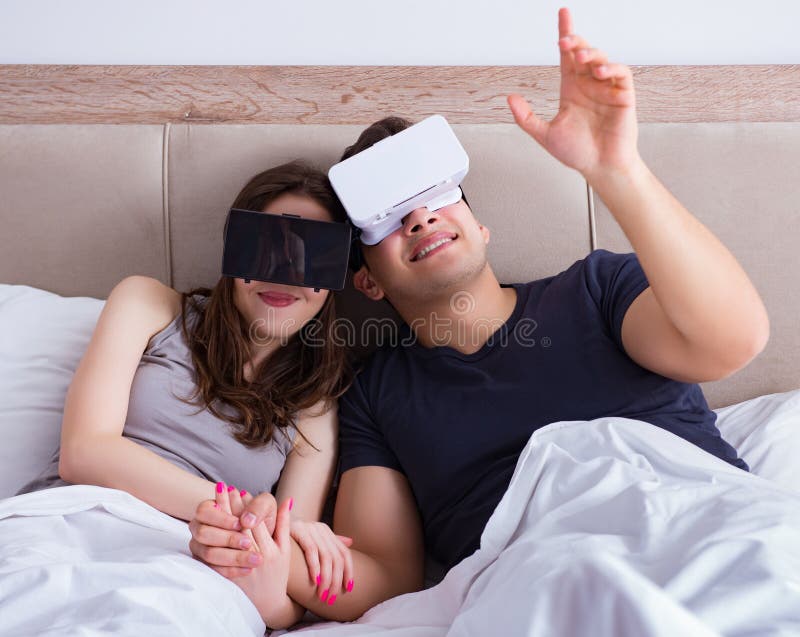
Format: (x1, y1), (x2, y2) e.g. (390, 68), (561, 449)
(1, 63), (799, 635)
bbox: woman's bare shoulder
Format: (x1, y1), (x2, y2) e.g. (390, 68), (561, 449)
(106, 276), (183, 337)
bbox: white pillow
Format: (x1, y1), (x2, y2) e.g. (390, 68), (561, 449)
(714, 389), (800, 493)
(0, 284), (104, 498)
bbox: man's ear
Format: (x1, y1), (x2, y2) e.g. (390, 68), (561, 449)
(478, 222), (490, 245)
(353, 265), (385, 301)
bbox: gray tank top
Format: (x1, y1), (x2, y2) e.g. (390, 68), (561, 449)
(18, 294), (295, 496)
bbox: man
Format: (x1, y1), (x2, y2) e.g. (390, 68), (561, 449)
(188, 7), (769, 627)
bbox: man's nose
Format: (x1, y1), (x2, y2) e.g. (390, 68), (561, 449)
(402, 206), (440, 236)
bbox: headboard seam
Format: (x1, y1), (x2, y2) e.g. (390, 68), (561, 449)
(161, 123), (173, 287)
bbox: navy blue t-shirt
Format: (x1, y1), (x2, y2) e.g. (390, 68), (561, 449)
(339, 249), (748, 570)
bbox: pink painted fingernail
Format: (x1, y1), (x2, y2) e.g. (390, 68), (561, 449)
(213, 503), (219, 509)
(216, 482), (224, 493)
(227, 485), (235, 493)
(240, 490), (247, 497)
(327, 594), (337, 605)
(289, 498), (294, 511)
(346, 579), (354, 592)
(320, 589), (329, 602)
(316, 573), (321, 585)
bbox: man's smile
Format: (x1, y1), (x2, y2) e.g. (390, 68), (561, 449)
(409, 232), (458, 262)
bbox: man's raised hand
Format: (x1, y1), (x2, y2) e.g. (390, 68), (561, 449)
(508, 7), (640, 183)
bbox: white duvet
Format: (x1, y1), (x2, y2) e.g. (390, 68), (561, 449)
(0, 486), (265, 636)
(2, 417), (799, 637)
(294, 418), (800, 637)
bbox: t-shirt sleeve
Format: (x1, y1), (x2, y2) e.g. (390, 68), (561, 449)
(582, 248), (650, 351)
(338, 369), (403, 474)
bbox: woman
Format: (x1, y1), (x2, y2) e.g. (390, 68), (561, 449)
(17, 160), (354, 629)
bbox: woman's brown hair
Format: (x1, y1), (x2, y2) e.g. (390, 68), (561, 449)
(178, 160), (351, 448)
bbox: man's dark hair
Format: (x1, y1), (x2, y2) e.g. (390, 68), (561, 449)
(340, 116), (414, 163)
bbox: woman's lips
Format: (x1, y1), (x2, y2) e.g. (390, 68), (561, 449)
(257, 291), (298, 308)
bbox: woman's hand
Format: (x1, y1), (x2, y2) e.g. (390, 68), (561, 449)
(290, 518), (355, 605)
(507, 7), (640, 184)
(189, 484), (297, 629)
(226, 487), (296, 628)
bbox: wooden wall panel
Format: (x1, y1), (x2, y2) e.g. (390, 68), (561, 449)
(1, 65), (798, 124)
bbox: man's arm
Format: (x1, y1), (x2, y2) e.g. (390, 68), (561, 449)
(507, 8), (769, 383)
(591, 161), (769, 383)
(285, 466), (425, 620)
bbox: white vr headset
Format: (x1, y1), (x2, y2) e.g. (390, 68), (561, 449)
(328, 114), (469, 245)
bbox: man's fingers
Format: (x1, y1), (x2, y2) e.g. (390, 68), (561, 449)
(191, 521), (254, 551)
(240, 492), (278, 533)
(556, 4), (591, 77)
(250, 517), (275, 554)
(507, 94), (549, 148)
(591, 62), (633, 91)
(239, 490), (260, 553)
(194, 498), (241, 531)
(575, 48), (608, 69)
(559, 34), (591, 53)
(560, 35), (592, 75)
(558, 6), (574, 41)
(189, 539), (263, 569)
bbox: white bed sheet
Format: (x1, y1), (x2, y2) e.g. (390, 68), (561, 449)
(715, 389), (800, 494)
(291, 418), (800, 637)
(2, 417), (799, 636)
(0, 485), (265, 637)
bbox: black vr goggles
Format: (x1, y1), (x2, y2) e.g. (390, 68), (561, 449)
(222, 116), (473, 289)
(221, 208), (353, 291)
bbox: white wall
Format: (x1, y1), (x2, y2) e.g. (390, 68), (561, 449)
(1, 0), (798, 65)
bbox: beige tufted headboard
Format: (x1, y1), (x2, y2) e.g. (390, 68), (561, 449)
(1, 65), (798, 408)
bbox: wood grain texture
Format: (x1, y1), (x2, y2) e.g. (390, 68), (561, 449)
(1, 65), (798, 124)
